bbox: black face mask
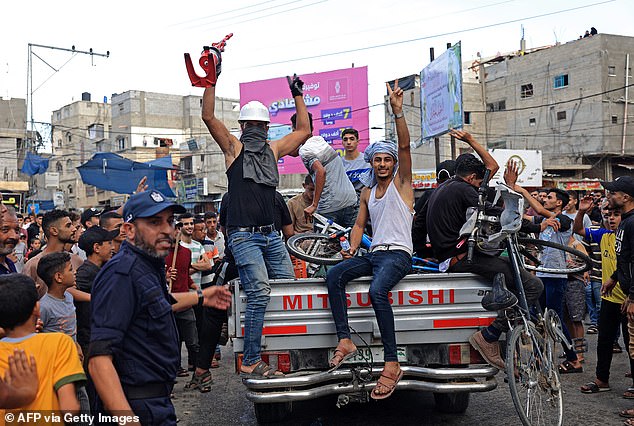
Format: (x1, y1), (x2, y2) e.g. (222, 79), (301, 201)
(241, 124), (268, 152)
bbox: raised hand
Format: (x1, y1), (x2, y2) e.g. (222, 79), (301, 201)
(579, 195), (593, 212)
(287, 74), (304, 97)
(504, 160), (520, 189)
(135, 176), (148, 194)
(386, 79), (404, 114)
(203, 285), (232, 310)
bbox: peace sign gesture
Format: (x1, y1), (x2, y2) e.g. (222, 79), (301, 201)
(386, 79), (404, 115)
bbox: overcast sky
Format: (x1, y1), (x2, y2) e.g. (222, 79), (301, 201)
(2, 0), (631, 141)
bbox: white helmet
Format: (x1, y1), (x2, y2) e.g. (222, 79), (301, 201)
(239, 101), (270, 123)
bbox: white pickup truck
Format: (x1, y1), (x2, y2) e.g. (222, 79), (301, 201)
(228, 272), (499, 424)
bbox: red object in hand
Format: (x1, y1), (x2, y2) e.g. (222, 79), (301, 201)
(184, 33), (233, 88)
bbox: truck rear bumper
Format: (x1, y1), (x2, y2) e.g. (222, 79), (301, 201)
(243, 365), (498, 403)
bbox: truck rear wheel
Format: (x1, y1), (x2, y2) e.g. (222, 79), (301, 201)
(253, 402), (292, 424)
(433, 392), (470, 414)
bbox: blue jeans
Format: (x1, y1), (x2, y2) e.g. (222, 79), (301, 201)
(542, 277), (577, 362)
(585, 281), (601, 326)
(326, 250), (411, 362)
(228, 230), (294, 366)
(320, 203), (359, 229)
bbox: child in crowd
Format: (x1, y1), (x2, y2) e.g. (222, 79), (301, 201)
(37, 253), (91, 420)
(0, 274), (84, 417)
(26, 238), (42, 260)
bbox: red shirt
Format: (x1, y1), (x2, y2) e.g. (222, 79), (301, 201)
(165, 245), (194, 293)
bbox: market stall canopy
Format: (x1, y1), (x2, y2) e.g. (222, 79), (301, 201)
(77, 153), (176, 197)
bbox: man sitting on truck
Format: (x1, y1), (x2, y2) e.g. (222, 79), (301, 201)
(326, 80), (413, 400)
(426, 133), (544, 371)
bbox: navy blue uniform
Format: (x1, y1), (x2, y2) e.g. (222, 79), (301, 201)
(89, 240), (179, 425)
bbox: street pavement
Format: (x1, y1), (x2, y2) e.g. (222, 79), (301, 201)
(172, 330), (633, 425)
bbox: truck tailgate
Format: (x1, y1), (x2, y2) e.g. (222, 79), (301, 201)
(230, 272), (496, 352)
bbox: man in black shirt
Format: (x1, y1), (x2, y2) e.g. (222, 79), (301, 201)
(426, 131), (543, 370)
(202, 70), (311, 378)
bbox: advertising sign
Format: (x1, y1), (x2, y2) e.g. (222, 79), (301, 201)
(411, 170), (437, 189)
(420, 42), (463, 143)
(240, 67), (369, 174)
(489, 149), (543, 187)
(1, 192), (22, 210)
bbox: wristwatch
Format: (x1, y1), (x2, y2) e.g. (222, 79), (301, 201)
(196, 288), (204, 306)
(394, 112), (404, 119)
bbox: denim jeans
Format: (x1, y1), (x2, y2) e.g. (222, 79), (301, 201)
(542, 277), (577, 362)
(228, 230), (294, 366)
(585, 281), (602, 326)
(319, 203), (359, 229)
(326, 250), (412, 362)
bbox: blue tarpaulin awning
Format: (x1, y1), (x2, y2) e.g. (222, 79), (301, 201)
(21, 152), (50, 175)
(77, 153), (176, 197)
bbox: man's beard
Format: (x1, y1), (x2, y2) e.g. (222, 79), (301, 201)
(0, 240), (16, 255)
(135, 232), (172, 259)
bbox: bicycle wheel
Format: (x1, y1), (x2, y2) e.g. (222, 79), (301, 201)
(517, 237), (592, 275)
(286, 233), (343, 265)
(506, 323), (563, 426)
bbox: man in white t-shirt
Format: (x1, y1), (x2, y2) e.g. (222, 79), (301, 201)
(340, 128), (371, 195)
(179, 213), (212, 288)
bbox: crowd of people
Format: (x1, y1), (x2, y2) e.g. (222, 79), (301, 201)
(0, 65), (633, 426)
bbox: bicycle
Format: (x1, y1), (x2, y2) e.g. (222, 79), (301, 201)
(286, 212), (439, 274)
(465, 171), (591, 426)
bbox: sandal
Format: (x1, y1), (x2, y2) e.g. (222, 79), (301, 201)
(624, 387), (634, 399)
(587, 325), (598, 334)
(211, 358), (220, 369)
(580, 382), (611, 393)
(625, 419), (634, 426)
(574, 338), (588, 354)
(177, 368), (189, 377)
(620, 409), (634, 419)
(328, 347), (358, 371)
(558, 361), (583, 374)
(184, 371), (213, 393)
(370, 369), (404, 400)
(240, 361), (284, 378)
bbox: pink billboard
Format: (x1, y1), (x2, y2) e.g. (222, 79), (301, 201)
(239, 66), (369, 174)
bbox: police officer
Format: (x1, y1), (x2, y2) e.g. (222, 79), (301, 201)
(87, 190), (231, 425)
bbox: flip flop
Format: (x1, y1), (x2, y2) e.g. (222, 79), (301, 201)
(370, 369), (404, 400)
(240, 361), (284, 379)
(580, 382), (611, 393)
(558, 361), (583, 374)
(623, 387), (634, 399)
(620, 409), (634, 419)
(328, 348), (358, 371)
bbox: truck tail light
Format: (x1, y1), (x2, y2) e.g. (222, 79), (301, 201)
(260, 351), (291, 373)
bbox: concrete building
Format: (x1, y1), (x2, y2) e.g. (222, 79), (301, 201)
(50, 90), (240, 210)
(51, 93), (112, 209)
(479, 33), (634, 182)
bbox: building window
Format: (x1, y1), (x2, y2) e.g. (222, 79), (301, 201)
(200, 154), (205, 162)
(520, 83), (534, 99)
(557, 111), (566, 121)
(117, 137), (126, 151)
(56, 162), (63, 173)
(66, 132), (72, 143)
(529, 118), (536, 126)
(464, 111), (471, 124)
(554, 74), (569, 89)
(66, 159), (73, 171)
(118, 103), (124, 113)
(608, 66), (616, 76)
(88, 124), (104, 140)
(486, 100), (506, 112)
(612, 115), (618, 124)
(57, 139), (62, 148)
(67, 185), (73, 195)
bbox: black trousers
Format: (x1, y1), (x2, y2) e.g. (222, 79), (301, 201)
(596, 299), (634, 384)
(449, 252), (544, 332)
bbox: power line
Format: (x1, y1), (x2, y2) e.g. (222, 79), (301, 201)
(240, 0), (615, 68)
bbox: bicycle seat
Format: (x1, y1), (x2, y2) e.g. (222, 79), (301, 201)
(481, 272), (518, 311)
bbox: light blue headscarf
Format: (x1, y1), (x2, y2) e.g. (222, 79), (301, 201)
(358, 140), (398, 188)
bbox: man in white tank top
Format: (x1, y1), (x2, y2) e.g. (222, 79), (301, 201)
(326, 80), (414, 400)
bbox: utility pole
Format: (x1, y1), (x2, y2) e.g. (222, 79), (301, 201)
(26, 43), (109, 151)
